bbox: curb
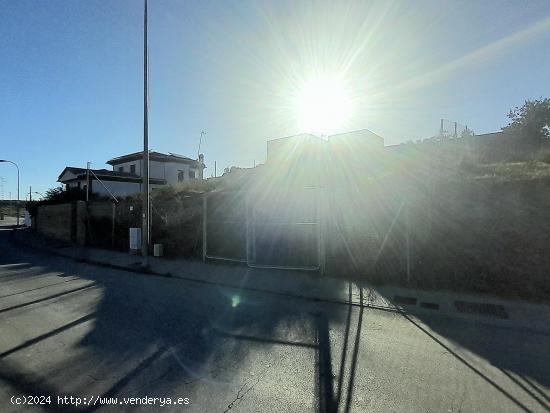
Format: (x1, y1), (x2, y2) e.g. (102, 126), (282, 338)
(10, 229), (399, 313)
(10, 229), (550, 334)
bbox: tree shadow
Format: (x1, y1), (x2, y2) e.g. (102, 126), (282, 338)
(0, 241), (358, 412)
(364, 281), (550, 413)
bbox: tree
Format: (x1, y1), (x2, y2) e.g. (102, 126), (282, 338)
(26, 186), (87, 217)
(43, 186), (86, 202)
(503, 98), (550, 145)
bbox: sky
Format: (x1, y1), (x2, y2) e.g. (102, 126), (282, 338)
(1, 0), (550, 198)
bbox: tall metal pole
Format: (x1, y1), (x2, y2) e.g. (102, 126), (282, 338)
(141, 0), (150, 267)
(86, 162), (90, 202)
(16, 166), (19, 226)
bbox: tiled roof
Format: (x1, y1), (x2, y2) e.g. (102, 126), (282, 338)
(107, 151), (200, 165)
(58, 167), (140, 181)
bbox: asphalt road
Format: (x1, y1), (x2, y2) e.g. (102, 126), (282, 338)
(0, 228), (549, 413)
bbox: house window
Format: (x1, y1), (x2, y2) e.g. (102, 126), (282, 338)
(130, 164), (136, 174)
(118, 166), (124, 172)
(178, 170), (184, 182)
(189, 170), (196, 179)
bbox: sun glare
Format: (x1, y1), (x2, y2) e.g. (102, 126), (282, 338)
(294, 75), (353, 136)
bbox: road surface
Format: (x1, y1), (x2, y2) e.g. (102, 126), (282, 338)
(0, 227), (549, 412)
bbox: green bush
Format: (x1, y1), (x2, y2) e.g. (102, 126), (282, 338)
(538, 149), (550, 164)
(26, 186), (90, 217)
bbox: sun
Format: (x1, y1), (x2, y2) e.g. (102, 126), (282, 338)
(294, 75), (353, 136)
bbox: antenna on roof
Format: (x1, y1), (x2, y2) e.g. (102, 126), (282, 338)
(198, 131), (206, 159)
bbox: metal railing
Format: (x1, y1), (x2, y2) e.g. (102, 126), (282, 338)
(203, 187), (324, 272)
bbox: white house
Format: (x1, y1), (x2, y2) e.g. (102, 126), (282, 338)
(58, 151), (205, 198)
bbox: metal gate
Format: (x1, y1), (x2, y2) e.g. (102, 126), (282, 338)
(203, 190), (247, 263)
(247, 186), (322, 270)
(203, 187), (323, 271)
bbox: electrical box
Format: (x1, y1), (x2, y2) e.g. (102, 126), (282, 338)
(129, 228), (141, 252)
(153, 243), (164, 257)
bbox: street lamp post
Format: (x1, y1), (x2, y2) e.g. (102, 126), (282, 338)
(0, 160), (20, 226)
(141, 0), (150, 268)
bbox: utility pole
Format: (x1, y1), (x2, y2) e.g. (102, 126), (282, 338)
(141, 0), (150, 268)
(29, 186), (32, 202)
(86, 162), (90, 202)
(214, 161), (217, 178)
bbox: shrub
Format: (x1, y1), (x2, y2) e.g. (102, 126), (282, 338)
(538, 149), (550, 164)
(26, 186), (92, 217)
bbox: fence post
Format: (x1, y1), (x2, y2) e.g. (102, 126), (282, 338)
(250, 193), (256, 263)
(405, 199), (411, 284)
(202, 192), (207, 262)
(245, 191), (249, 263)
(319, 187), (326, 275)
(112, 201), (116, 250)
(85, 200), (90, 247)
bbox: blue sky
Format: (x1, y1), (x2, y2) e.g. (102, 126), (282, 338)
(1, 0), (550, 198)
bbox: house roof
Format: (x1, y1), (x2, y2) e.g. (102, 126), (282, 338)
(106, 151), (204, 166)
(57, 167), (165, 184)
(58, 167), (138, 181)
(57, 167), (86, 181)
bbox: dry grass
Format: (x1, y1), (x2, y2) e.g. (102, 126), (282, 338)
(458, 160), (550, 183)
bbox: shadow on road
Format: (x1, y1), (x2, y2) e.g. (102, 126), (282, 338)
(3, 228), (549, 412)
(369, 282), (550, 413)
(0, 230), (363, 412)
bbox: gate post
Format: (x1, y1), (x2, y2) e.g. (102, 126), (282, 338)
(111, 201), (116, 250)
(319, 187), (326, 275)
(202, 192), (207, 262)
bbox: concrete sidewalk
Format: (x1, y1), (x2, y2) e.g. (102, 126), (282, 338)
(11, 228), (550, 334)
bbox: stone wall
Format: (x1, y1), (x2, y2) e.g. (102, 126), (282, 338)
(36, 201), (87, 245)
(36, 203), (73, 242)
(75, 201), (87, 245)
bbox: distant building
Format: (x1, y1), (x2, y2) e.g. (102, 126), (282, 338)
(264, 129), (385, 186)
(58, 151), (205, 197)
(266, 129), (384, 164)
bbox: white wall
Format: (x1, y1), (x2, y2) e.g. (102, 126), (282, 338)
(113, 160), (169, 180)
(164, 162), (203, 183)
(67, 179), (140, 197)
(66, 177), (168, 198)
(113, 161), (141, 176)
(91, 180), (141, 197)
(59, 170), (79, 182)
(149, 161), (165, 180)
(164, 162), (186, 184)
(111, 160), (203, 184)
(66, 181), (80, 189)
